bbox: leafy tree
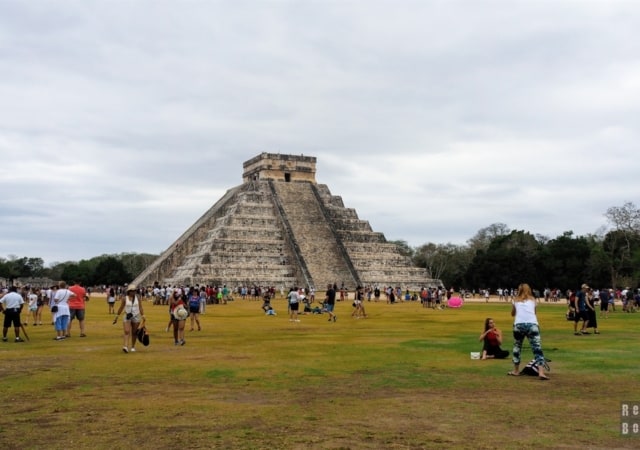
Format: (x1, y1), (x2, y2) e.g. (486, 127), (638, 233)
(603, 202), (640, 288)
(391, 240), (414, 258)
(93, 257), (132, 286)
(117, 253), (159, 279)
(0, 255), (44, 283)
(540, 231), (592, 291)
(466, 223), (511, 252)
(466, 230), (543, 291)
(413, 243), (472, 288)
(585, 236), (614, 289)
(60, 259), (97, 286)
(602, 230), (640, 289)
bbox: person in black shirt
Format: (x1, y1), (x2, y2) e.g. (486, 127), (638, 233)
(325, 284), (337, 322)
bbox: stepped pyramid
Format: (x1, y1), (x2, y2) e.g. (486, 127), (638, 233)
(132, 153), (441, 291)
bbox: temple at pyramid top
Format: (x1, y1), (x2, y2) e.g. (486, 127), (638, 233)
(243, 152), (317, 183)
(132, 153), (441, 291)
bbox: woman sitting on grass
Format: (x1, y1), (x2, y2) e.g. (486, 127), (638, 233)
(479, 318), (509, 359)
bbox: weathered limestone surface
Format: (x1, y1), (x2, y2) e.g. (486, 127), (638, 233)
(132, 153), (441, 290)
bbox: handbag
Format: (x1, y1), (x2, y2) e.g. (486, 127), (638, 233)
(565, 309), (576, 321)
(51, 290), (69, 314)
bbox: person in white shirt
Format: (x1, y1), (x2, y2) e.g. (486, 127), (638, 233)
(52, 281), (76, 341)
(27, 289), (38, 326)
(508, 283), (548, 380)
(0, 286), (25, 342)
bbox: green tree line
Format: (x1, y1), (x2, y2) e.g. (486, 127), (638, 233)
(3, 203), (639, 291)
(401, 202), (640, 291)
(0, 253), (157, 286)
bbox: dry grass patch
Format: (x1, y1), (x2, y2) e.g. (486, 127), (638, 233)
(0, 296), (638, 449)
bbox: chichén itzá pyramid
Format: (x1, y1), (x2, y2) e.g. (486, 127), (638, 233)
(131, 153), (441, 291)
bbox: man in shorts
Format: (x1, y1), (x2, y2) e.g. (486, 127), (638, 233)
(0, 286), (25, 342)
(67, 281), (88, 337)
(575, 284), (592, 335)
(325, 284), (337, 322)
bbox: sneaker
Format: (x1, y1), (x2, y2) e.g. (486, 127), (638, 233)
(2, 337), (7, 342)
(175, 341), (180, 346)
(79, 334), (87, 338)
(15, 337), (24, 342)
(122, 347), (128, 353)
(333, 316), (337, 322)
(180, 339), (186, 346)
(130, 348), (136, 352)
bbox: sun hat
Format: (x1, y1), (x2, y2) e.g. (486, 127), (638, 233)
(174, 305), (188, 320)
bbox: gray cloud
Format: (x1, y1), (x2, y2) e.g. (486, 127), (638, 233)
(1, 1), (638, 264)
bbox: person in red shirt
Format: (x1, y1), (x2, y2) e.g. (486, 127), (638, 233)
(479, 318), (509, 359)
(67, 281), (88, 337)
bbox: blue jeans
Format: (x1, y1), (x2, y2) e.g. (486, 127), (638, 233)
(512, 322), (545, 367)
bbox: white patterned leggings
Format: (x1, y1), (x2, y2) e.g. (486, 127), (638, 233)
(512, 322), (545, 367)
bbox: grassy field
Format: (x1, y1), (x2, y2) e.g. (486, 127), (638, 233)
(1, 294), (638, 449)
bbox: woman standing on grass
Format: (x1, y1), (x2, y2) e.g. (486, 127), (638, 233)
(113, 285), (144, 353)
(288, 287), (300, 322)
(35, 288), (46, 325)
(508, 283), (548, 380)
(188, 288), (201, 331)
(52, 281), (74, 341)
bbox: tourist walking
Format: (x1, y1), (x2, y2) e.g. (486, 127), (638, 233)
(325, 284), (337, 322)
(169, 290), (187, 345)
(508, 283), (549, 380)
(113, 285), (145, 353)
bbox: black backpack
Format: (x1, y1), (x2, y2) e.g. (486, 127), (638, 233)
(521, 359), (551, 376)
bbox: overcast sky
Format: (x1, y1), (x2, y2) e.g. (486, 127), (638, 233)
(1, 0), (639, 266)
